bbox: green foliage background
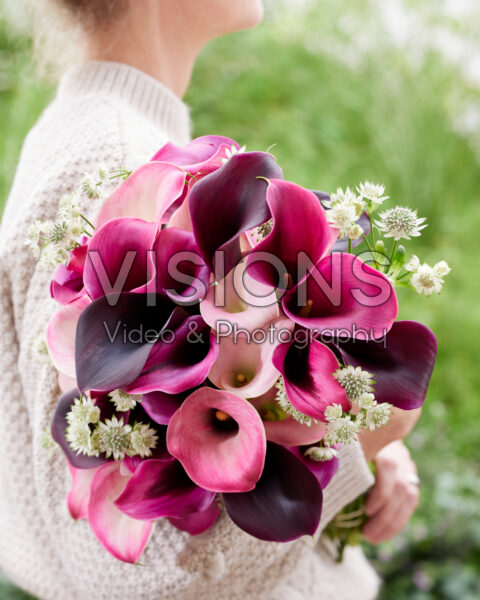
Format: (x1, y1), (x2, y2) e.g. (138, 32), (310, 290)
(0, 2), (479, 599)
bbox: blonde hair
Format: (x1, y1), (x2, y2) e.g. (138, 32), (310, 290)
(24, 0), (127, 77)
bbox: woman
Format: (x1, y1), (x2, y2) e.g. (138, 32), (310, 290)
(0, 1), (420, 598)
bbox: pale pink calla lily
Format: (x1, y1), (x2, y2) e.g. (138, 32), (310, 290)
(46, 295), (91, 378)
(167, 388), (267, 493)
(96, 162), (187, 227)
(249, 387), (327, 446)
(67, 465), (99, 520)
(200, 261), (279, 333)
(207, 320), (292, 399)
(88, 462), (153, 564)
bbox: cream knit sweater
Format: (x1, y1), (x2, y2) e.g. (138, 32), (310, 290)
(0, 61), (380, 600)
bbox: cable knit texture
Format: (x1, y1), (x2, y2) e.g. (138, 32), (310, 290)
(0, 61), (379, 600)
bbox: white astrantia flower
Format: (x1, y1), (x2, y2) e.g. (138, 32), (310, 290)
(410, 265), (444, 296)
(66, 396), (101, 427)
(326, 203), (358, 239)
(66, 421), (98, 457)
(30, 331), (51, 364)
(334, 366), (375, 401)
(109, 389), (141, 412)
(326, 415), (360, 445)
(324, 404), (344, 422)
(97, 163), (109, 181)
(327, 187), (366, 217)
(433, 260), (451, 278)
(375, 206), (427, 241)
(364, 402), (393, 431)
(130, 423), (159, 458)
(357, 392), (375, 410)
(356, 181), (389, 210)
(304, 445), (338, 462)
(252, 218), (274, 243)
(93, 416), (132, 461)
(59, 194), (82, 222)
(40, 429), (56, 451)
(405, 255), (421, 272)
(275, 376), (317, 427)
(221, 144), (247, 164)
(347, 223), (363, 240)
(24, 220), (48, 258)
(81, 175), (102, 199)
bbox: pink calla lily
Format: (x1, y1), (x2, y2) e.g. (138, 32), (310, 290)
(168, 502), (221, 535)
(50, 243), (87, 305)
(88, 462), (153, 564)
(283, 252), (398, 340)
(201, 260), (279, 333)
(167, 388), (267, 493)
(96, 162), (187, 227)
(46, 294), (91, 378)
(67, 465), (99, 520)
(250, 387), (327, 446)
(207, 320), (292, 399)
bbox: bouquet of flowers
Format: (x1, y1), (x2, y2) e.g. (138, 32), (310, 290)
(27, 136), (448, 564)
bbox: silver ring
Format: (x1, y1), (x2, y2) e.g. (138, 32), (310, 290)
(406, 472), (420, 486)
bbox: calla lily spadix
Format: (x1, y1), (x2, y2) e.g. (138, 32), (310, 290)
(208, 319), (293, 399)
(167, 387), (267, 493)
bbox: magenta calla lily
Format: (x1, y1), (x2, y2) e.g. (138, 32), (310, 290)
(115, 458), (215, 521)
(250, 387), (327, 446)
(287, 445), (339, 490)
(200, 260), (279, 333)
(208, 320), (292, 399)
(283, 252), (398, 340)
(88, 462), (153, 564)
(96, 161), (187, 227)
(168, 502), (220, 535)
(273, 335), (350, 421)
(247, 179), (337, 288)
(83, 217), (158, 300)
(167, 388), (267, 493)
(50, 243), (87, 305)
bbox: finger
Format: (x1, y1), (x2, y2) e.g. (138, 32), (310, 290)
(365, 464), (397, 516)
(363, 483), (419, 544)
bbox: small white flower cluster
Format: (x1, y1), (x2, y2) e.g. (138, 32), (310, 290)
(405, 255), (451, 297)
(221, 144), (247, 164)
(356, 181), (389, 210)
(30, 331), (51, 365)
(24, 166), (108, 269)
(65, 394), (158, 461)
(109, 389), (142, 412)
(275, 376), (318, 427)
(333, 366), (374, 401)
(304, 445), (338, 462)
(325, 187), (366, 240)
(375, 206), (427, 241)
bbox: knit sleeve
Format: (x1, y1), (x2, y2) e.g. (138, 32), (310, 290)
(316, 441), (374, 539)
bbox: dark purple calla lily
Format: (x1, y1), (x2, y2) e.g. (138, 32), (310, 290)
(114, 458), (216, 521)
(75, 292), (175, 393)
(222, 442), (323, 542)
(287, 446), (339, 489)
(247, 180), (337, 288)
(283, 252), (398, 340)
(51, 388), (109, 469)
(140, 390), (189, 425)
(189, 152), (283, 275)
(273, 335), (350, 421)
(333, 320), (438, 410)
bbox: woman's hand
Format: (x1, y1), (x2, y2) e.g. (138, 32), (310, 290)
(360, 407), (421, 461)
(362, 440), (419, 544)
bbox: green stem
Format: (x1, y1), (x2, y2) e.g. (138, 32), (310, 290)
(389, 240), (398, 264)
(348, 239), (352, 253)
(81, 214), (96, 231)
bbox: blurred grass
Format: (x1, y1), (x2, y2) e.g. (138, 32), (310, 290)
(1, 2), (479, 599)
